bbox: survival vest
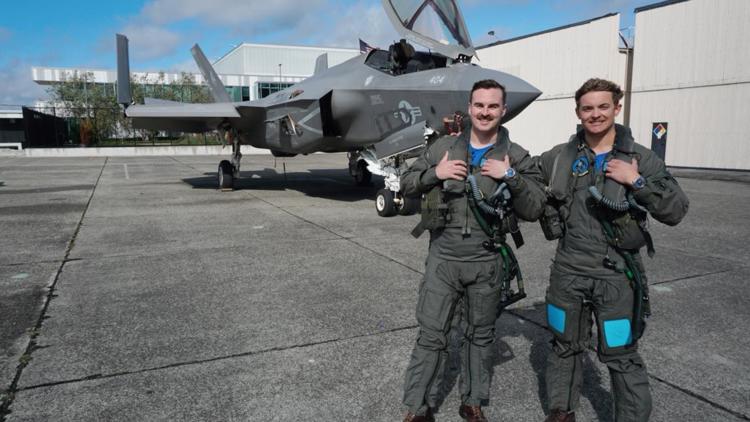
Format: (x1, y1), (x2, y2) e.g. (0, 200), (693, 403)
(540, 127), (655, 256)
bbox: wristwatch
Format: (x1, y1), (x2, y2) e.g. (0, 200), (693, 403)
(504, 167), (517, 179)
(631, 175), (646, 190)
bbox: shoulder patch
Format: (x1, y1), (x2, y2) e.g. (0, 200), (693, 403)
(572, 156), (590, 176)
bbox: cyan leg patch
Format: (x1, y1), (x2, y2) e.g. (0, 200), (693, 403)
(603, 319), (632, 348)
(547, 303), (566, 334)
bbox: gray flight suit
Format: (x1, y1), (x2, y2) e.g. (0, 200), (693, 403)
(400, 126), (545, 415)
(536, 125), (689, 421)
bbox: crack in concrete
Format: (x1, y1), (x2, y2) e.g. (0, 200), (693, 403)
(0, 158), (108, 422)
(0, 259), (66, 268)
(15, 324), (419, 393)
(649, 374), (750, 421)
(651, 269), (734, 286)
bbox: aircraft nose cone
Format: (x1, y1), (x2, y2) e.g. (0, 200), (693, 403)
(472, 68), (541, 122)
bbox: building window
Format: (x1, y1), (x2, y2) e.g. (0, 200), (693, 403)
(242, 86), (250, 101)
(256, 82), (295, 99)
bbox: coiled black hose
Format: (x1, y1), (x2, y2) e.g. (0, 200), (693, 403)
(467, 174), (508, 216)
(588, 186), (629, 211)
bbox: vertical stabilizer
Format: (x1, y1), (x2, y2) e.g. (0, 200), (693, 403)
(314, 53), (328, 76)
(116, 34), (132, 106)
(190, 44), (232, 103)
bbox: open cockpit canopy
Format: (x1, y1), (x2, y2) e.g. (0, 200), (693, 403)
(382, 0), (475, 60)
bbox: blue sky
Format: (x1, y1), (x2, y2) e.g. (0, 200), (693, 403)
(0, 0), (655, 105)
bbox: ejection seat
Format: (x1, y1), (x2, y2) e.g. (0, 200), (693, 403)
(389, 39), (415, 75)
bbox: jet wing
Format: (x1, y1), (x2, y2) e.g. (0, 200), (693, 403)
(125, 102), (243, 132)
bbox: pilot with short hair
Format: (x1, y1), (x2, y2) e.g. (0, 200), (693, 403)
(534, 78), (689, 422)
(399, 79), (545, 422)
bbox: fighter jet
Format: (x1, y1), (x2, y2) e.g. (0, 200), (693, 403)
(116, 0), (541, 217)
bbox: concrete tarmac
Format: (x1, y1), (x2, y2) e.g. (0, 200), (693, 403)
(0, 154), (748, 421)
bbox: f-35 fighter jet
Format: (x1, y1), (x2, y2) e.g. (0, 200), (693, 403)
(116, 0), (541, 217)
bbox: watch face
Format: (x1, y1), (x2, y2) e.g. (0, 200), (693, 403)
(633, 176), (646, 189)
(505, 168), (516, 178)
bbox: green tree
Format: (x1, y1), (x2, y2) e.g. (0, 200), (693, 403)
(46, 71), (119, 145)
(47, 70), (213, 145)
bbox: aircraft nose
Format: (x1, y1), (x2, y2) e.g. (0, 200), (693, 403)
(464, 66), (542, 122)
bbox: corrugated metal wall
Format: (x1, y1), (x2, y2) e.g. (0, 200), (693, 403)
(630, 0), (750, 169)
(479, 15), (627, 154)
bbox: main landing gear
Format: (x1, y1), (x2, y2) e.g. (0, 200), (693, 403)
(217, 128), (242, 191)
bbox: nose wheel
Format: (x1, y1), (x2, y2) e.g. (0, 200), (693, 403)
(376, 189), (419, 217)
(376, 189), (396, 217)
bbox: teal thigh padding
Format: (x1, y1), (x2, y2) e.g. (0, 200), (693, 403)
(603, 319), (632, 348)
(547, 303), (566, 334)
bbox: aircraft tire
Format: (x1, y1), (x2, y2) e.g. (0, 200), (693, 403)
(397, 194), (420, 216)
(354, 160), (372, 186)
(218, 160), (234, 190)
(376, 188), (397, 217)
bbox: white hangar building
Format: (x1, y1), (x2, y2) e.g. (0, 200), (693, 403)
(478, 0), (750, 170)
(32, 43), (360, 103)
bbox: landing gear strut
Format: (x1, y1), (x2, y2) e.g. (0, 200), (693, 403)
(217, 127), (242, 191)
(348, 152), (372, 186)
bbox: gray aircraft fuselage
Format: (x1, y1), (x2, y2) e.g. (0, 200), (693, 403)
(128, 49), (540, 159)
(124, 0), (541, 160)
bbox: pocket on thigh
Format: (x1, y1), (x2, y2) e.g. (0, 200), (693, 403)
(466, 284), (502, 327)
(417, 286), (456, 333)
(545, 295), (583, 345)
(596, 310), (635, 355)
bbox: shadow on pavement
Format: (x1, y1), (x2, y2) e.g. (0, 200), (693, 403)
(181, 168), (383, 202)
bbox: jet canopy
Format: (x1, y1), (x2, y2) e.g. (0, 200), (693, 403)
(382, 0), (475, 60)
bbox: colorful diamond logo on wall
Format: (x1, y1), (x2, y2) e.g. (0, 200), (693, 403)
(653, 124), (667, 140)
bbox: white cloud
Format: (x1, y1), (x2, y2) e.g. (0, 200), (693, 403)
(287, 1), (399, 49)
(166, 58), (199, 74)
(118, 24), (182, 61)
(0, 59), (48, 106)
(139, 0), (327, 34)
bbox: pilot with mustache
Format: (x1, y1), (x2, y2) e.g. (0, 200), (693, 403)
(399, 79), (545, 422)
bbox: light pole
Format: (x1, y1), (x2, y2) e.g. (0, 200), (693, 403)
(278, 63), (282, 92)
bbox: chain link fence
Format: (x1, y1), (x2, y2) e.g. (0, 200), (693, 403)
(7, 105), (222, 148)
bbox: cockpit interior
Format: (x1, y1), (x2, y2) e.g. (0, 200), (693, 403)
(365, 39), (449, 75)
